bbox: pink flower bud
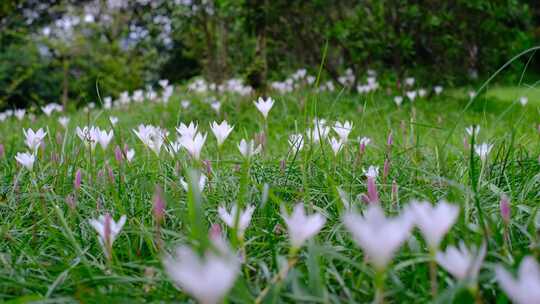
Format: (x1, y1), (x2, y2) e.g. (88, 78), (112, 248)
(107, 165), (115, 184)
(203, 160), (212, 176)
(392, 180), (398, 201)
(66, 193), (76, 210)
(500, 194), (511, 223)
(209, 223), (222, 240)
(361, 176), (379, 204)
(383, 159), (390, 180)
(74, 169), (82, 190)
(0, 143), (4, 158)
(463, 137), (469, 150)
(386, 131), (393, 147)
(114, 146), (123, 164)
(152, 185), (166, 223)
(56, 132), (63, 145)
(280, 159), (286, 172)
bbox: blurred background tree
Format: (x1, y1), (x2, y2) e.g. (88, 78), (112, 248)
(0, 0), (536, 109)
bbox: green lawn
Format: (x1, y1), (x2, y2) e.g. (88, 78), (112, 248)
(0, 86), (539, 303)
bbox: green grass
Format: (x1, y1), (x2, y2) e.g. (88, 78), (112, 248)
(0, 87), (539, 303)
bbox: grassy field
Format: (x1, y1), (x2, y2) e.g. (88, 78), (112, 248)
(1, 84), (539, 303)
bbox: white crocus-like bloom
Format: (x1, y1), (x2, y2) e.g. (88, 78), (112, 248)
(126, 149), (135, 162)
(333, 121), (353, 142)
(328, 137), (344, 156)
(163, 242), (239, 304)
(76, 126), (100, 150)
(15, 152), (35, 170)
(405, 77), (415, 86)
(210, 121), (234, 147)
(42, 103), (59, 116)
(237, 139), (261, 158)
(89, 214), (127, 259)
(253, 96), (275, 119)
(436, 242), (486, 281)
(109, 116), (119, 125)
(58, 116), (70, 128)
(288, 134), (304, 152)
(165, 140), (182, 156)
(180, 173), (207, 192)
(496, 256), (540, 304)
(180, 132), (207, 160)
(465, 125), (480, 136)
(394, 96), (403, 106)
(23, 128), (47, 152)
(97, 129), (114, 150)
(307, 124), (331, 144)
(211, 101), (221, 113)
(408, 200), (459, 250)
(363, 165), (379, 179)
(359, 137), (371, 147)
(474, 143), (493, 161)
(176, 122), (198, 138)
(133, 124), (167, 155)
(434, 86), (443, 95)
(519, 96), (528, 106)
(468, 91), (476, 99)
(218, 204), (255, 236)
(14, 109), (26, 120)
(344, 205), (414, 270)
(181, 100), (191, 109)
(418, 88), (427, 98)
(406, 91), (417, 101)
(282, 203), (326, 249)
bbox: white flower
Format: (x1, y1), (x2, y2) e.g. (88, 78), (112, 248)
(126, 149), (135, 162)
(343, 204), (414, 270)
(328, 137), (344, 156)
(288, 134), (304, 152)
(282, 203), (326, 248)
(363, 165), (379, 179)
(89, 214), (126, 259)
(76, 126), (99, 150)
(394, 96), (403, 106)
(218, 204), (255, 236)
(14, 109), (25, 120)
(58, 116), (70, 128)
(180, 173), (207, 192)
(210, 121), (234, 147)
(333, 121), (353, 142)
(133, 124), (167, 155)
(465, 125), (480, 136)
(109, 116), (119, 125)
(406, 91), (417, 101)
(496, 256), (540, 304)
(165, 140), (182, 156)
(436, 242), (486, 281)
(468, 91), (476, 99)
(237, 139), (261, 158)
(181, 100), (190, 109)
(15, 152), (35, 170)
(474, 143), (493, 161)
(418, 88), (427, 98)
(176, 122), (198, 138)
(519, 96), (528, 106)
(179, 132), (207, 160)
(407, 200), (459, 249)
(359, 137), (371, 147)
(42, 103), (61, 116)
(97, 129), (114, 150)
(405, 77), (415, 86)
(307, 123), (331, 144)
(163, 243), (239, 304)
(211, 101), (221, 113)
(23, 128), (47, 152)
(159, 79), (169, 88)
(253, 97), (275, 119)
(434, 86), (443, 95)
